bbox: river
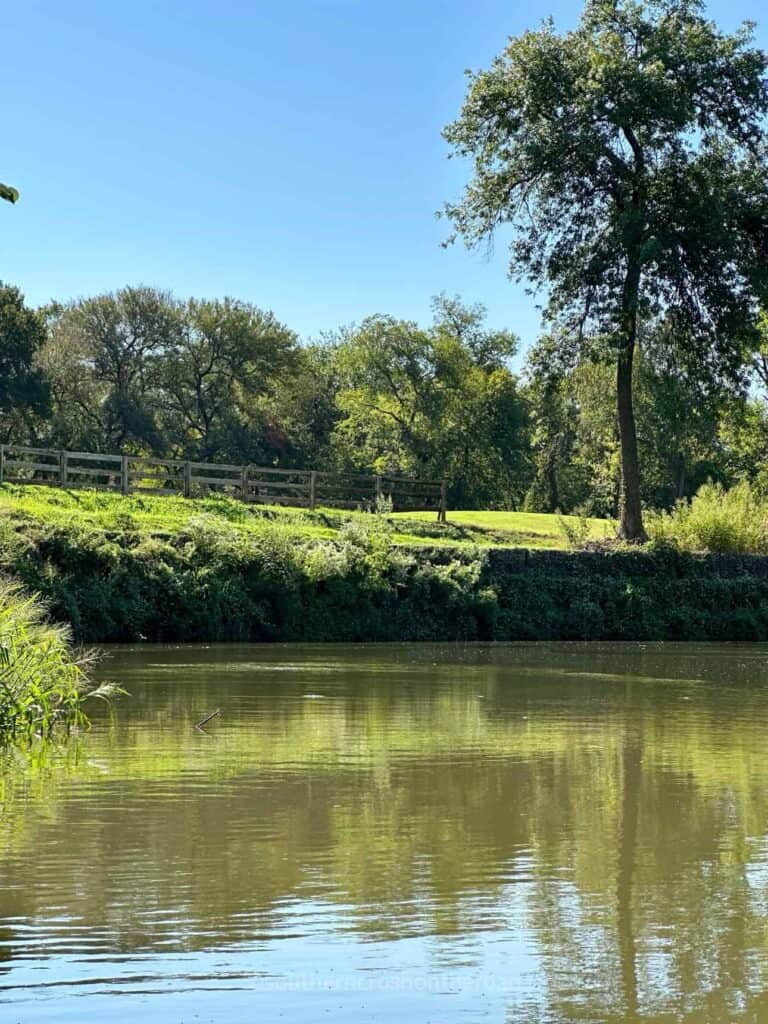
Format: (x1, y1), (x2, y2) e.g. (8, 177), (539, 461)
(2, 642), (768, 1022)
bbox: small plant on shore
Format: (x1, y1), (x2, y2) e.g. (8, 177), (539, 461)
(0, 579), (122, 745)
(647, 481), (768, 554)
(374, 492), (394, 515)
(557, 507), (593, 550)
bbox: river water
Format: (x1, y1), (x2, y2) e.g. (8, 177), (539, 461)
(2, 642), (768, 1023)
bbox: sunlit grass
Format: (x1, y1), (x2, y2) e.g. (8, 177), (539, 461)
(0, 484), (607, 550)
(393, 509), (615, 548)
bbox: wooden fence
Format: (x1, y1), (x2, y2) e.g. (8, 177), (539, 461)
(0, 445), (448, 520)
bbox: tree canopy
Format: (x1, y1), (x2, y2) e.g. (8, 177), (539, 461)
(331, 297), (529, 506)
(4, 275), (768, 515)
(0, 283), (49, 443)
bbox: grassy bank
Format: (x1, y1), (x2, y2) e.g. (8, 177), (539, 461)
(0, 484), (607, 550)
(2, 484), (768, 643)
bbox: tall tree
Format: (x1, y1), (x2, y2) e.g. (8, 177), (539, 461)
(524, 336), (581, 513)
(444, 0), (768, 540)
(634, 322), (730, 503)
(0, 282), (49, 442)
(525, 326), (732, 515)
(44, 287), (179, 451)
(268, 342), (344, 468)
(157, 298), (298, 461)
(331, 297), (529, 506)
(751, 310), (768, 397)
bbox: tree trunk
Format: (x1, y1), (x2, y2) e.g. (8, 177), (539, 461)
(676, 461), (686, 500)
(616, 343), (647, 541)
(546, 448), (559, 512)
(616, 253), (647, 542)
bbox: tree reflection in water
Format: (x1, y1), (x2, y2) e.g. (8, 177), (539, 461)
(2, 642), (768, 1022)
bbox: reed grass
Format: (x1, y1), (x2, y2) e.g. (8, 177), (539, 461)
(0, 578), (121, 745)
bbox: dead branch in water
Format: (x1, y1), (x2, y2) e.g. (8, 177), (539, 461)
(195, 708), (221, 730)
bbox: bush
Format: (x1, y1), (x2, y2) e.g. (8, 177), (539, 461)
(557, 505), (594, 550)
(647, 480), (768, 554)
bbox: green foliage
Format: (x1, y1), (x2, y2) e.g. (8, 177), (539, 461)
(156, 296), (299, 462)
(634, 333), (728, 508)
(523, 336), (583, 514)
(0, 578), (120, 745)
(331, 296), (530, 507)
(0, 282), (50, 442)
(38, 288), (300, 461)
(717, 397), (768, 494)
(41, 286), (178, 452)
(524, 325), (737, 516)
(6, 270), (768, 526)
(0, 183), (18, 204)
(5, 272), (768, 529)
(558, 506), (594, 550)
(647, 480), (768, 553)
(30, 287), (530, 502)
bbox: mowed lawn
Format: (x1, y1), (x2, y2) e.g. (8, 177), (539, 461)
(393, 509), (615, 548)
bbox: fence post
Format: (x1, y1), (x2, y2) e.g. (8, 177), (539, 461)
(183, 460), (192, 498)
(309, 470), (317, 511)
(240, 465), (249, 502)
(438, 479), (448, 524)
(0, 444), (4, 485)
(121, 455), (129, 495)
(59, 450), (67, 486)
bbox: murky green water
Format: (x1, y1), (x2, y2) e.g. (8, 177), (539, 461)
(3, 643), (768, 1022)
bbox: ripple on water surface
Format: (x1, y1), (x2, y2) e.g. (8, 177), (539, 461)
(3, 642), (768, 1023)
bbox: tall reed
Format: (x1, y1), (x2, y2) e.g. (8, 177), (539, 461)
(0, 578), (119, 744)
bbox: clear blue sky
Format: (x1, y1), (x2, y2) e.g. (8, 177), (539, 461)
(2, 0), (766, 356)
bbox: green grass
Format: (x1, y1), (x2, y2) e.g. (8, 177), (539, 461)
(394, 508), (615, 548)
(0, 484), (611, 551)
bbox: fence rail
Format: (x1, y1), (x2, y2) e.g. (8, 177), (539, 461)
(0, 445), (448, 520)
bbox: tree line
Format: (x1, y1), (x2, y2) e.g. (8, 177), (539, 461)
(2, 278), (768, 514)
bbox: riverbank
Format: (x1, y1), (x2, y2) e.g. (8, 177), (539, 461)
(1, 485), (767, 642)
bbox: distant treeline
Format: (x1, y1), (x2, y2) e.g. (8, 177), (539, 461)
(2, 280), (768, 513)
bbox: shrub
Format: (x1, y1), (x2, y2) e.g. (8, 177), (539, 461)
(6, 483), (768, 644)
(647, 480), (768, 554)
(557, 505), (594, 550)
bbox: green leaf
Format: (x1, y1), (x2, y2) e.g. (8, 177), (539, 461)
(0, 183), (19, 204)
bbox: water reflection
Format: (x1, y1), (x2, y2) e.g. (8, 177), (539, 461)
(2, 642), (768, 1022)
